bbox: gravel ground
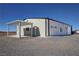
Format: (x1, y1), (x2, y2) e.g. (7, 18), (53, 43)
(0, 34), (79, 56)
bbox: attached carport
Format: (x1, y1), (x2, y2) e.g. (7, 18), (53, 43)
(6, 20), (33, 38)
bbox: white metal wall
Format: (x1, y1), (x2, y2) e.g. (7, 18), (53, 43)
(67, 26), (72, 35)
(24, 19), (46, 37)
(16, 19), (71, 37)
(49, 20), (71, 36)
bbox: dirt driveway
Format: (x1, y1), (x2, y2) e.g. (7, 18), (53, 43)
(0, 34), (79, 56)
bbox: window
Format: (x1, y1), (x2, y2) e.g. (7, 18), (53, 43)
(51, 26), (57, 28)
(26, 28), (29, 31)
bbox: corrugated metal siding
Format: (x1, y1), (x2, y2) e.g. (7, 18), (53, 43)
(49, 20), (71, 36)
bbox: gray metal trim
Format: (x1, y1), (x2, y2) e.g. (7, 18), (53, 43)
(48, 20), (50, 36)
(45, 19), (47, 36)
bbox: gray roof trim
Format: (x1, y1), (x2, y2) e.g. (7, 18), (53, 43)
(48, 18), (72, 27)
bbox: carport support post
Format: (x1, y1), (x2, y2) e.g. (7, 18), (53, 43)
(19, 22), (21, 38)
(31, 23), (33, 37)
(7, 24), (9, 37)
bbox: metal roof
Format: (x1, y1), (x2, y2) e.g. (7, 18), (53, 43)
(23, 17), (72, 27)
(6, 20), (32, 25)
(6, 17), (72, 27)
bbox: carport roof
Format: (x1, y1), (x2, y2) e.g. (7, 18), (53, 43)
(6, 20), (32, 25)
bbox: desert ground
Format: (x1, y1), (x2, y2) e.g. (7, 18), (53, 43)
(0, 34), (79, 56)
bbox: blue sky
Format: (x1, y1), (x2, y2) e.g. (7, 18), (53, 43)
(0, 3), (79, 31)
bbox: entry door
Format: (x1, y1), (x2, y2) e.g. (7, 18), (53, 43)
(23, 28), (31, 36)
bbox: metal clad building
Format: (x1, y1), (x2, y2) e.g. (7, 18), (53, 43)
(7, 18), (72, 37)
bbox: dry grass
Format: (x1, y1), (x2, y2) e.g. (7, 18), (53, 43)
(0, 34), (79, 56)
(0, 31), (16, 36)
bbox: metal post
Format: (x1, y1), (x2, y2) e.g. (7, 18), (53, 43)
(7, 25), (9, 37)
(31, 23), (33, 37)
(20, 22), (21, 38)
(19, 22), (21, 38)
